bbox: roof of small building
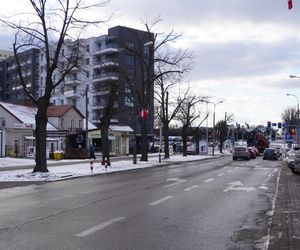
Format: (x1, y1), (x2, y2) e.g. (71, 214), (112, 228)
(47, 105), (84, 118)
(0, 102), (57, 131)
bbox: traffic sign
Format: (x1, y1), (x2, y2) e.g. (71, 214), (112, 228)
(285, 133), (295, 142)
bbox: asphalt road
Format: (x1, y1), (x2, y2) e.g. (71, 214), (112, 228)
(0, 156), (281, 250)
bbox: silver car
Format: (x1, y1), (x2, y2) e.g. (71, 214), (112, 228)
(232, 146), (250, 160)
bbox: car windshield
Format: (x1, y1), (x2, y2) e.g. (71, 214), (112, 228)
(235, 147), (246, 151)
(265, 149), (275, 153)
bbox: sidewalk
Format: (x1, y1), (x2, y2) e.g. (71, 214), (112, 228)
(0, 153), (222, 182)
(269, 165), (300, 250)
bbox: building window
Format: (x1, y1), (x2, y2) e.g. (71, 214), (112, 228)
(72, 72), (77, 80)
(86, 45), (90, 52)
(125, 41), (135, 49)
(125, 55), (134, 66)
(144, 46), (150, 55)
(86, 58), (90, 65)
(125, 83), (131, 93)
(71, 119), (74, 128)
(79, 119), (82, 129)
(125, 96), (134, 107)
(61, 118), (64, 129)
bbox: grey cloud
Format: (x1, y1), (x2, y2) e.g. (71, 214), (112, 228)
(191, 38), (300, 80)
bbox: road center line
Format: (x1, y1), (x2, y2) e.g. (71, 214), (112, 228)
(183, 185), (199, 192)
(149, 196), (174, 206)
(227, 169), (233, 173)
(76, 216), (126, 237)
(217, 173), (225, 177)
(204, 178), (214, 183)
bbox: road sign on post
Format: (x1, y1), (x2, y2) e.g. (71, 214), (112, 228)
(285, 133), (295, 143)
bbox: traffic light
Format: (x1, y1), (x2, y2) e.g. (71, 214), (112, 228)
(278, 122), (282, 128)
(267, 121), (271, 128)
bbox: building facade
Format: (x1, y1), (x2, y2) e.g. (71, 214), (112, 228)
(0, 26), (155, 144)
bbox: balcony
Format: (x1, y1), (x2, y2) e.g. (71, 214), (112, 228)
(92, 105), (104, 110)
(93, 73), (118, 83)
(94, 44), (119, 55)
(93, 58), (118, 69)
(93, 90), (109, 96)
(64, 90), (81, 98)
(64, 79), (82, 86)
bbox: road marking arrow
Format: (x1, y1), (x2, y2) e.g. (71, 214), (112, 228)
(223, 181), (256, 192)
(163, 178), (186, 188)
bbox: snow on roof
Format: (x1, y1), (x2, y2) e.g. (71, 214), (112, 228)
(110, 125), (133, 132)
(0, 102), (57, 131)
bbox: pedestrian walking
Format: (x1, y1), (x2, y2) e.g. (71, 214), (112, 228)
(89, 144), (96, 159)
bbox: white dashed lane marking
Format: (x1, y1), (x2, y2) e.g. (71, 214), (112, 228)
(76, 217), (126, 237)
(149, 196), (174, 206)
(183, 185), (199, 192)
(204, 178), (214, 183)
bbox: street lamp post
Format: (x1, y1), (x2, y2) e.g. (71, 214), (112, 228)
(85, 84), (89, 149)
(287, 93), (300, 145)
(212, 101), (223, 156)
(206, 102), (209, 155)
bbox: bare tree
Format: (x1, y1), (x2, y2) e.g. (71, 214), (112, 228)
(193, 113), (209, 155)
(122, 17), (193, 161)
(1, 0), (111, 172)
(176, 94), (206, 156)
(215, 113), (234, 153)
(154, 47), (193, 158)
(281, 106), (298, 126)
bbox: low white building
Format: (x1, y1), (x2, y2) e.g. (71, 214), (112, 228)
(0, 102), (133, 158)
(0, 102), (60, 157)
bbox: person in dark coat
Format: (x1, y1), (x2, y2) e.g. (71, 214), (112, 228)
(89, 144), (96, 159)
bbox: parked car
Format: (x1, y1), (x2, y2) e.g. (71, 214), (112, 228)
(290, 150), (300, 174)
(285, 146), (300, 171)
(247, 147), (256, 159)
(172, 141), (183, 153)
(232, 146), (251, 160)
(263, 148), (278, 160)
(252, 146), (260, 157)
(187, 142), (196, 155)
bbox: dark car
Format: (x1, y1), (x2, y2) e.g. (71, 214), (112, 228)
(233, 146), (251, 160)
(263, 148), (278, 160)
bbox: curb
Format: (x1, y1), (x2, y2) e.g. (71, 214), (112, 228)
(48, 154), (226, 182)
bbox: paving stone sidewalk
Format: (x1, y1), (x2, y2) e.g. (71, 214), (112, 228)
(268, 165), (300, 249)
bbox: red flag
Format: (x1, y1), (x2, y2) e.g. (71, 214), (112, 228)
(139, 109), (149, 119)
(288, 0), (293, 9)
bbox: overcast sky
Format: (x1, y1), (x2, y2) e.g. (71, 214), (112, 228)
(1, 0), (300, 127)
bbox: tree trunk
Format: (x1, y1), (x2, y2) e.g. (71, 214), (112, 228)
(182, 125), (188, 157)
(163, 124), (169, 159)
(100, 124), (111, 166)
(33, 100), (49, 172)
(195, 134), (200, 155)
(219, 140), (224, 153)
(140, 118), (148, 161)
